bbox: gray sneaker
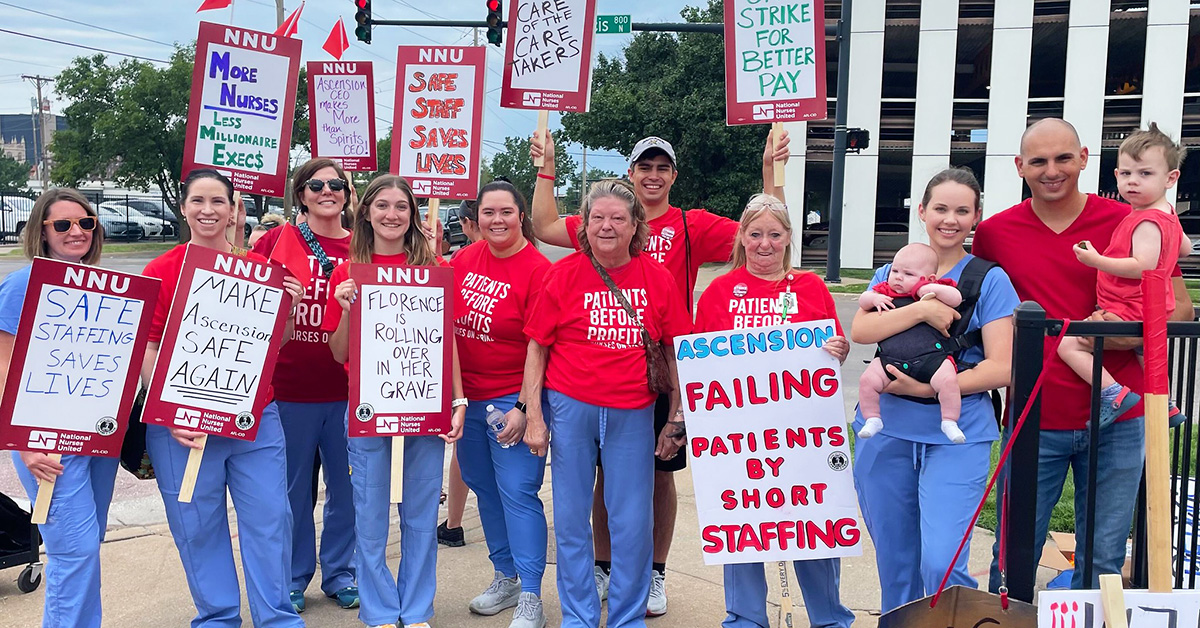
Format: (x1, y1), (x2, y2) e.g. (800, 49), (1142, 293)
(646, 570), (667, 616)
(469, 571), (521, 616)
(594, 565), (610, 602)
(509, 592), (547, 628)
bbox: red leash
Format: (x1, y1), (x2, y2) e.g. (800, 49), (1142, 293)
(929, 321), (1071, 608)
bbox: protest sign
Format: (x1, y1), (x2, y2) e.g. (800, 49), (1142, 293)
(500, 0), (597, 112)
(307, 61), (377, 171)
(723, 0), (827, 125)
(349, 264), (454, 437)
(183, 22), (303, 196)
(392, 46), (486, 200)
(0, 259), (158, 458)
(673, 320), (862, 565)
(1039, 589), (1200, 627)
(142, 245), (289, 441)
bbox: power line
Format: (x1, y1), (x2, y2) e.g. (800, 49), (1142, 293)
(0, 1), (174, 47)
(0, 28), (169, 63)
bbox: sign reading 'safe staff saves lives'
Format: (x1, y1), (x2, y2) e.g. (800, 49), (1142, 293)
(142, 246), (289, 441)
(0, 259), (159, 457)
(674, 320), (862, 565)
(183, 22), (302, 197)
(723, 0), (827, 125)
(392, 46), (486, 200)
(307, 61), (377, 172)
(350, 265), (454, 438)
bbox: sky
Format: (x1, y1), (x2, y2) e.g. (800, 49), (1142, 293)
(0, 0), (697, 179)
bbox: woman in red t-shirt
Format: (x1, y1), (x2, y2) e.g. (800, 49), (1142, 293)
(451, 180), (551, 625)
(522, 179), (692, 628)
(140, 169), (305, 626)
(322, 174), (466, 628)
(692, 194), (854, 628)
(250, 158), (358, 613)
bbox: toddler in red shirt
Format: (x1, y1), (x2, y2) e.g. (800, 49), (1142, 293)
(858, 243), (967, 444)
(1058, 123), (1192, 428)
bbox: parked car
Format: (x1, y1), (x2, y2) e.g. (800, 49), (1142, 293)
(801, 221), (911, 252)
(0, 196), (34, 241)
(98, 215), (144, 241)
(97, 206), (159, 239)
(101, 199), (178, 237)
(419, 204), (467, 254)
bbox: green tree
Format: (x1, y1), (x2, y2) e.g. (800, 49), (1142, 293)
(488, 133), (576, 205)
(563, 167), (619, 212)
(0, 155), (30, 194)
(560, 0), (769, 218)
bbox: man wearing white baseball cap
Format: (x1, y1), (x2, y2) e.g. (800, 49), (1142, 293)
(529, 129), (788, 618)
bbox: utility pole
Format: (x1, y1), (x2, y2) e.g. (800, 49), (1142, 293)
(22, 75), (53, 190)
(824, 0), (851, 283)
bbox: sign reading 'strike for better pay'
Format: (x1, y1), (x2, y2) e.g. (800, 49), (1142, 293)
(723, 0), (827, 125)
(183, 22), (302, 197)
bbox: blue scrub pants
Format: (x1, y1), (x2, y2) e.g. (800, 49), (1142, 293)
(346, 429), (444, 626)
(13, 453), (117, 628)
(852, 432), (990, 614)
(457, 392), (547, 596)
(547, 390), (654, 628)
(277, 399), (356, 595)
(146, 402), (302, 628)
(723, 560), (854, 628)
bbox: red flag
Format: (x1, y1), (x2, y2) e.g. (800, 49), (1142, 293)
(196, 0), (233, 12)
(274, 2), (304, 38)
(323, 17), (350, 60)
(270, 224), (314, 288)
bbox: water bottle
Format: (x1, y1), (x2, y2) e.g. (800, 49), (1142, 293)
(486, 404), (510, 448)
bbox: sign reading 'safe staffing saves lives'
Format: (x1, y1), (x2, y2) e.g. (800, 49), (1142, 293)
(350, 265), (454, 438)
(723, 0), (827, 125)
(392, 46), (486, 200)
(500, 0), (598, 111)
(674, 320), (862, 565)
(142, 246), (289, 441)
(307, 61), (377, 172)
(0, 259), (159, 457)
(183, 22), (302, 197)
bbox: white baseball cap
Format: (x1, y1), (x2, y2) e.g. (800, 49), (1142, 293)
(629, 136), (677, 167)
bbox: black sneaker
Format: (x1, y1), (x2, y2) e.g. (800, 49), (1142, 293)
(437, 520), (465, 547)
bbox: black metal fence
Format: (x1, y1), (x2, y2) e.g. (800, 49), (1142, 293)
(1004, 301), (1200, 601)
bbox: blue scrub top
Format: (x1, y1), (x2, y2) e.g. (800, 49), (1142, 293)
(0, 265), (33, 335)
(853, 254), (1020, 444)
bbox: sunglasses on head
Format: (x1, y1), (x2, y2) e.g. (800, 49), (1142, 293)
(43, 217), (97, 233)
(305, 178), (347, 193)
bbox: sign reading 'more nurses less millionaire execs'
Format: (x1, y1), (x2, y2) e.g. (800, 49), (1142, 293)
(500, 0), (598, 112)
(392, 46), (486, 200)
(183, 22), (303, 196)
(723, 0), (827, 125)
(307, 61), (377, 172)
(0, 259), (159, 457)
(142, 246), (289, 441)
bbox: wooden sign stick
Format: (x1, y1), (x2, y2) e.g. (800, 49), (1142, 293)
(771, 122), (786, 187)
(777, 561), (795, 627)
(1099, 573), (1129, 628)
(426, 198), (441, 256)
(391, 436), (405, 503)
(178, 435), (207, 503)
(30, 453), (62, 525)
(532, 110), (550, 168)
(1142, 270), (1172, 592)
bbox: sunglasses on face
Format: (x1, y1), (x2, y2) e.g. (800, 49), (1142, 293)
(305, 178), (347, 193)
(43, 217), (97, 233)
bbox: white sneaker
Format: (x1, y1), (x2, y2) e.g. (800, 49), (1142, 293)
(646, 570), (667, 617)
(509, 592), (547, 628)
(594, 565), (610, 602)
(469, 571), (522, 615)
(369, 625), (396, 628)
(404, 624), (430, 628)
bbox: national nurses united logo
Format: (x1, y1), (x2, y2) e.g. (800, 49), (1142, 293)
(235, 412), (256, 431)
(733, 283), (748, 297)
(828, 451), (849, 472)
(355, 403), (375, 422)
(96, 417), (118, 436)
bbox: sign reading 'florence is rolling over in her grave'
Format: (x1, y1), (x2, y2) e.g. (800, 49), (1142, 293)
(723, 0), (827, 125)
(183, 22), (302, 196)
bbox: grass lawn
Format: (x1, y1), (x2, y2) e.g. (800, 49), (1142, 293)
(975, 440), (1077, 533)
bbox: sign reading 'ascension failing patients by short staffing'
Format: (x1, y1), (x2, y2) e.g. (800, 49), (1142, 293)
(183, 22), (303, 197)
(723, 0), (827, 126)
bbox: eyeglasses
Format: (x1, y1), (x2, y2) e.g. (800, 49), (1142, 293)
(43, 217), (97, 233)
(305, 178), (347, 193)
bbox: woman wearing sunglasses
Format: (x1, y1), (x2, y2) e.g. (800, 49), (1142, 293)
(323, 174), (466, 628)
(250, 158), (359, 614)
(140, 168), (305, 627)
(0, 189), (108, 627)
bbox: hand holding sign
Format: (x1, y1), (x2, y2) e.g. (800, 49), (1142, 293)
(530, 128), (555, 174)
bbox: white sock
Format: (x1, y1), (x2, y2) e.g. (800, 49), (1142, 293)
(941, 420), (966, 444)
(858, 417), (883, 439)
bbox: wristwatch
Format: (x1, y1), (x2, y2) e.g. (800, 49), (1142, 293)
(514, 400), (528, 414)
(451, 398), (468, 409)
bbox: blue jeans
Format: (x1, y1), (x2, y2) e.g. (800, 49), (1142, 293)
(989, 416), (1145, 591)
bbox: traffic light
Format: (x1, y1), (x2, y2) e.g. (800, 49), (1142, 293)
(354, 0), (372, 44)
(847, 128), (870, 152)
(486, 0), (502, 46)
